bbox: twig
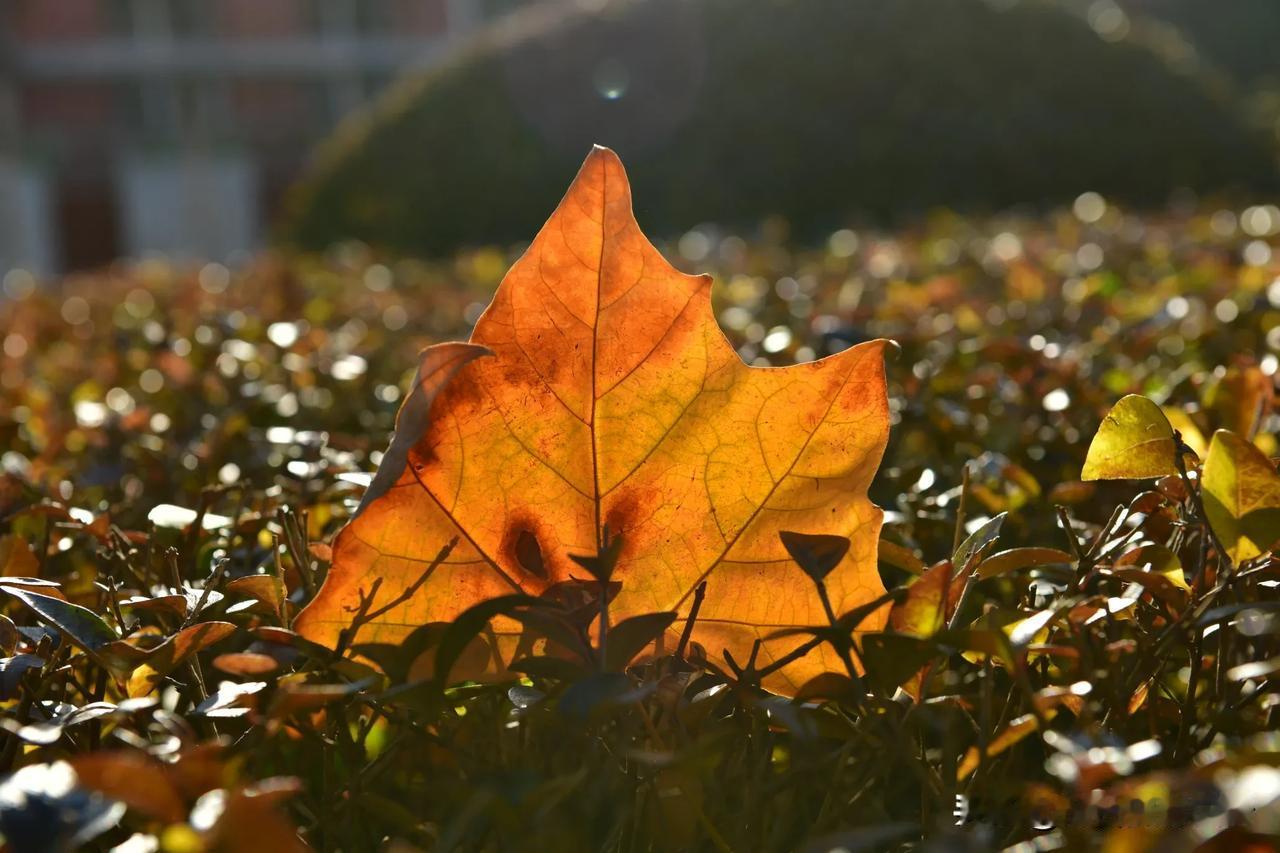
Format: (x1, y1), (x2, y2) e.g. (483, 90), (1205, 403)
(181, 556), (230, 631)
(361, 538), (457, 623)
(752, 587), (901, 682)
(951, 462), (972, 556)
(1173, 628), (1203, 762)
(101, 570), (128, 634)
(751, 634), (825, 682)
(815, 580), (867, 697)
(676, 581), (707, 659)
(185, 487), (224, 575)
(1055, 506), (1084, 562)
(336, 579), (383, 659)
(334, 538), (458, 657)
(277, 507), (316, 598)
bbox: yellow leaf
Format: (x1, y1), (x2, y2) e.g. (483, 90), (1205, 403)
(889, 561), (963, 639)
(127, 621), (237, 698)
(1082, 395), (1177, 481)
(878, 539), (925, 575)
(226, 574), (287, 621)
(1113, 543), (1188, 593)
(294, 148), (892, 694)
(956, 713), (1042, 780)
(1161, 406), (1206, 459)
(1202, 430), (1280, 564)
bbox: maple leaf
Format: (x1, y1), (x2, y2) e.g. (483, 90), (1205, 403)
(294, 147), (891, 692)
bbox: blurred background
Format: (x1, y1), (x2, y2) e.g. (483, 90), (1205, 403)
(1, 0), (1279, 276)
(1, 0), (496, 273)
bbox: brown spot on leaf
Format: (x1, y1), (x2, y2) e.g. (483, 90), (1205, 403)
(499, 513), (553, 583)
(410, 442), (438, 471)
(515, 529), (547, 579)
(437, 361), (487, 415)
(604, 488), (659, 557)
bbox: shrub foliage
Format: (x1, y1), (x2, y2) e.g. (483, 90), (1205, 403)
(0, 195), (1278, 849)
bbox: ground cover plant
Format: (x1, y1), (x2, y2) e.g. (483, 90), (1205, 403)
(0, 150), (1278, 852)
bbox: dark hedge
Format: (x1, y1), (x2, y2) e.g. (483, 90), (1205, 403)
(1119, 0), (1280, 87)
(278, 0), (1277, 256)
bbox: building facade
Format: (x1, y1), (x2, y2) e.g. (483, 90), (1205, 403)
(1, 0), (491, 274)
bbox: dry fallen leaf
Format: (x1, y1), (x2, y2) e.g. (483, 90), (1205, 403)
(295, 147), (891, 692)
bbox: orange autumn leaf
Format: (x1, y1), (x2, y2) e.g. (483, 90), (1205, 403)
(294, 147), (891, 693)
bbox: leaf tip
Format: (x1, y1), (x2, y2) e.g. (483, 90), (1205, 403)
(583, 144), (625, 175)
